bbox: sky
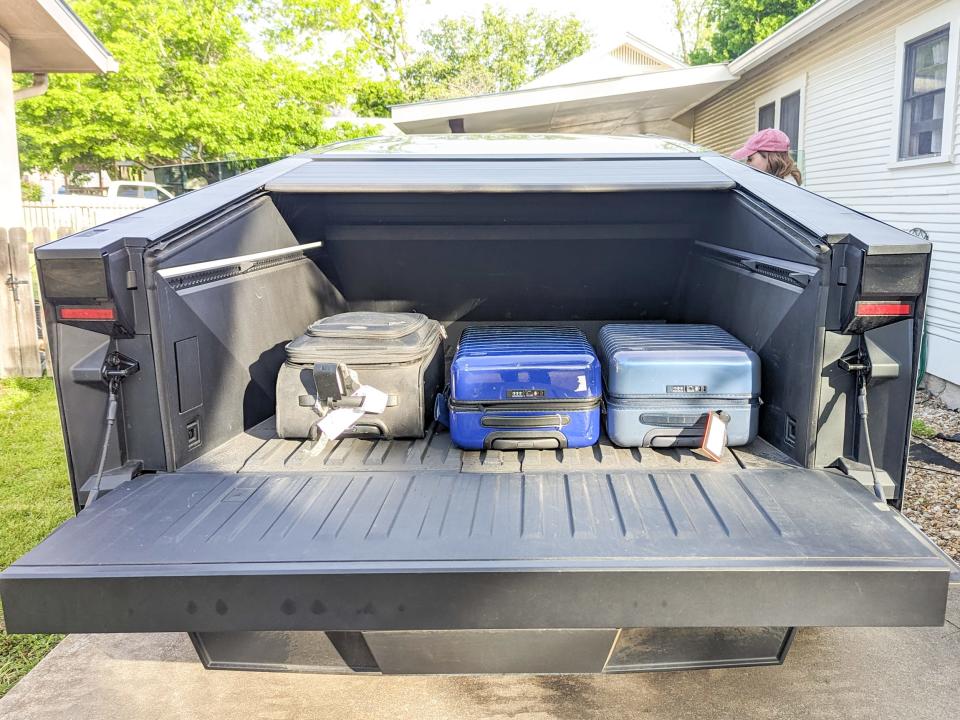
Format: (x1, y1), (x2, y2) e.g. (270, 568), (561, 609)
(405, 0), (681, 57)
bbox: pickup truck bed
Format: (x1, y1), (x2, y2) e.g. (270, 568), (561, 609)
(183, 417), (793, 474)
(5, 135), (955, 676)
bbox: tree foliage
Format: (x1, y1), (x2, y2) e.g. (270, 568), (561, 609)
(257, 0), (411, 76)
(16, 0), (594, 171)
(688, 0), (818, 64)
(264, 2), (592, 113)
(20, 181), (43, 202)
(15, 0), (368, 173)
(671, 0), (713, 63)
(351, 78), (409, 118)
(403, 7), (592, 100)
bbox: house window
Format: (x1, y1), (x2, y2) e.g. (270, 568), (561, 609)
(754, 78), (805, 161)
(899, 27), (949, 159)
(779, 91), (801, 159)
(758, 102), (775, 130)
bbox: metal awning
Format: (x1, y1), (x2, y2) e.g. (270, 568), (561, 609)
(391, 64), (737, 136)
(0, 0), (117, 73)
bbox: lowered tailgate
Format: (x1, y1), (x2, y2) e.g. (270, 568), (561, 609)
(0, 468), (951, 633)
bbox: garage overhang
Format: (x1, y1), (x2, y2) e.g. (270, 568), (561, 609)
(391, 64), (737, 135)
(0, 0), (117, 73)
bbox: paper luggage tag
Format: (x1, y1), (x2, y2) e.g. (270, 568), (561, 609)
(696, 411), (727, 463)
(316, 385), (389, 440)
(356, 385), (388, 414)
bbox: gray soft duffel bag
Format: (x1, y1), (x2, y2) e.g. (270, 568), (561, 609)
(276, 312), (444, 440)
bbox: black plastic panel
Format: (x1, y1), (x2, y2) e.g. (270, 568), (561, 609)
(191, 631), (358, 673)
(174, 337), (202, 414)
(605, 627), (795, 672)
(40, 257), (109, 299)
(189, 627), (796, 675)
(365, 629), (619, 674)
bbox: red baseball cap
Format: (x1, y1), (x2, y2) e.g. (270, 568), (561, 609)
(731, 128), (792, 160)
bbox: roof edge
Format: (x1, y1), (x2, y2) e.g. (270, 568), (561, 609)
(41, 0), (118, 73)
(622, 32), (688, 69)
(390, 63), (737, 123)
(729, 0), (868, 75)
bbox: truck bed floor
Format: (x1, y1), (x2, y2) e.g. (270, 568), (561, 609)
(183, 418), (799, 474)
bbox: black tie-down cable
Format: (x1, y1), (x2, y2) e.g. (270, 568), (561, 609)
(839, 341), (885, 501)
(86, 352), (139, 506)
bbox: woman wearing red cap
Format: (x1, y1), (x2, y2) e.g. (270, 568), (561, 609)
(731, 128), (802, 185)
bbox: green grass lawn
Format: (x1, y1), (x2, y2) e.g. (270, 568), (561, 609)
(0, 377), (73, 697)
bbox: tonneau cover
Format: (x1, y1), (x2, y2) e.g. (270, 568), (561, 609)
(264, 157), (735, 193)
(0, 468), (950, 633)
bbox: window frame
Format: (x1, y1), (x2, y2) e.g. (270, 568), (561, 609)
(890, 4), (960, 168)
(753, 75), (806, 162)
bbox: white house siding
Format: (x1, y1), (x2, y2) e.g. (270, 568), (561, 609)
(693, 0), (960, 386)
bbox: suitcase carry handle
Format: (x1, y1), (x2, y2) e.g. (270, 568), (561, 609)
(480, 414), (569, 428)
(483, 431), (568, 450)
(347, 421), (388, 437)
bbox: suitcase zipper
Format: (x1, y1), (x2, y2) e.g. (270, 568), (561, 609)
(286, 326), (443, 365)
(448, 397), (601, 411)
(605, 395), (757, 404)
(307, 313), (428, 340)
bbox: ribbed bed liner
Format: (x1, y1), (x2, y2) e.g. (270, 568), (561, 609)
(5, 422), (951, 636)
(1, 464), (951, 633)
(184, 418), (798, 474)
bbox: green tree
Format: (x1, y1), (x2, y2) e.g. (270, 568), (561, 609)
(15, 0), (367, 174)
(671, 0), (713, 63)
(352, 78), (409, 117)
(257, 0), (411, 78)
(405, 7), (592, 100)
(688, 0), (818, 64)
(20, 181), (42, 202)
(263, 2), (592, 112)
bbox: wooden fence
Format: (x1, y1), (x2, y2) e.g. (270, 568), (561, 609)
(1, 226), (75, 378)
(22, 200), (153, 238)
(2, 202), (152, 378)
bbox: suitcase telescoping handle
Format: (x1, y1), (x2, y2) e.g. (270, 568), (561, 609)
(480, 414), (569, 428)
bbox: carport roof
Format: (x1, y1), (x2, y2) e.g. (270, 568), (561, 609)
(0, 0), (117, 73)
(391, 63), (738, 135)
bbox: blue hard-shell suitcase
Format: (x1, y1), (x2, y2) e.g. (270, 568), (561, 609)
(448, 326), (602, 450)
(598, 324), (760, 448)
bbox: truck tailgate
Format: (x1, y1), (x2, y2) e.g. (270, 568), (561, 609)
(0, 468), (951, 633)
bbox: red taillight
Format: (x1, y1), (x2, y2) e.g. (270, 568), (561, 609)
(855, 301), (913, 317)
(58, 306), (116, 321)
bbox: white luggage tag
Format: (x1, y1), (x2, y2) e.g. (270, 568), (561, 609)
(695, 411), (727, 463)
(316, 384), (389, 441)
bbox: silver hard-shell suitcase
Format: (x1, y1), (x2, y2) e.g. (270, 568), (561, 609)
(598, 324), (760, 448)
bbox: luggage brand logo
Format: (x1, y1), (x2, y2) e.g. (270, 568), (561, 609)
(667, 385), (708, 393)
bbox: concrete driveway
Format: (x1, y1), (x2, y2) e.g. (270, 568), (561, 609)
(2, 588), (957, 720)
